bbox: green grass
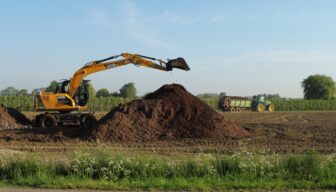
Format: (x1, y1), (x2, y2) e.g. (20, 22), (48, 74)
(0, 150), (336, 190)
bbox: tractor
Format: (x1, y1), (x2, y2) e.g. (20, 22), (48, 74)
(251, 95), (275, 112)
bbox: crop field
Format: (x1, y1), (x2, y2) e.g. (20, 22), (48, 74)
(3, 95), (336, 112)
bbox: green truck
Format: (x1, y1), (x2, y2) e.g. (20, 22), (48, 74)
(218, 95), (274, 112)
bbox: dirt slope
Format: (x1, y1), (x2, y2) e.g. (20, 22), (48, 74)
(0, 104), (30, 129)
(91, 84), (250, 142)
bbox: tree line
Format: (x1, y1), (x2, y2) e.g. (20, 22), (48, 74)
(197, 74), (336, 101)
(0, 81), (138, 112)
(1, 81), (138, 99)
(1, 74), (336, 112)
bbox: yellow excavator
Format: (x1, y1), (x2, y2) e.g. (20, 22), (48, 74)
(33, 53), (190, 128)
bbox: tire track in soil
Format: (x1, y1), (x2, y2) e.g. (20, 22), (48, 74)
(279, 114), (289, 122)
(297, 115), (309, 123)
(245, 114), (276, 123)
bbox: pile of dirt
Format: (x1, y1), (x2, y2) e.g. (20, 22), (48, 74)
(91, 84), (250, 142)
(0, 104), (30, 129)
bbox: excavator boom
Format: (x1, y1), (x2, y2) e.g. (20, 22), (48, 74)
(68, 53), (189, 98)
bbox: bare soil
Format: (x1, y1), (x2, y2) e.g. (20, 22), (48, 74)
(0, 111), (335, 154)
(91, 84), (249, 142)
(225, 112), (336, 153)
(0, 105), (30, 129)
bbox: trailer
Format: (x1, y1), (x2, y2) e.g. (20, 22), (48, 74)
(219, 96), (251, 112)
(218, 95), (274, 112)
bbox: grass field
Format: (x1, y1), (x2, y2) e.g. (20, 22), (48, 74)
(1, 147), (336, 190)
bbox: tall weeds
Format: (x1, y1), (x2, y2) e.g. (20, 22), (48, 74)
(0, 150), (336, 189)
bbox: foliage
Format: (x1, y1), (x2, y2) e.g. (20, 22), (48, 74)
(302, 74), (336, 100)
(197, 93), (219, 98)
(266, 94), (281, 99)
(110, 92), (120, 97)
(0, 87), (19, 96)
(0, 96), (34, 111)
(2, 95), (336, 112)
(17, 89), (29, 96)
(218, 92), (227, 100)
(87, 97), (132, 112)
(0, 95), (132, 112)
(119, 83), (137, 99)
(45, 80), (58, 93)
(87, 82), (96, 98)
(0, 151), (336, 190)
(270, 98), (336, 111)
(96, 89), (110, 98)
(0, 87), (30, 96)
(200, 97), (219, 109)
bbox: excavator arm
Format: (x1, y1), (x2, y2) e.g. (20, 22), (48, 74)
(68, 53), (189, 98)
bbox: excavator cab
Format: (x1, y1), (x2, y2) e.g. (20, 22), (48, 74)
(55, 80), (90, 107)
(74, 80), (90, 106)
(55, 80), (70, 93)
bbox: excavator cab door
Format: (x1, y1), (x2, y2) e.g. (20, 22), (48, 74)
(74, 80), (90, 106)
(166, 57), (190, 71)
(55, 80), (70, 93)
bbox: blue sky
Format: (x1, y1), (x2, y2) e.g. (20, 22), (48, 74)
(1, 0), (336, 98)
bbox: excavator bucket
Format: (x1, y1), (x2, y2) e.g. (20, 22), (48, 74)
(166, 57), (190, 71)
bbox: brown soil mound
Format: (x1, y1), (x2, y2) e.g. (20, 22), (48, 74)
(92, 84), (250, 142)
(0, 104), (30, 129)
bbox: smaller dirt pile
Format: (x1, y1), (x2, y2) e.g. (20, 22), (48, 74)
(92, 84), (250, 142)
(0, 104), (30, 129)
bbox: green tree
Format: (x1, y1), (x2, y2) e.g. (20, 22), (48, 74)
(218, 92), (227, 99)
(197, 93), (219, 98)
(96, 88), (110, 98)
(301, 74), (336, 100)
(87, 82), (96, 98)
(18, 89), (29, 96)
(111, 91), (120, 97)
(0, 86), (19, 96)
(45, 80), (58, 92)
(266, 94), (281, 99)
(119, 83), (137, 99)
